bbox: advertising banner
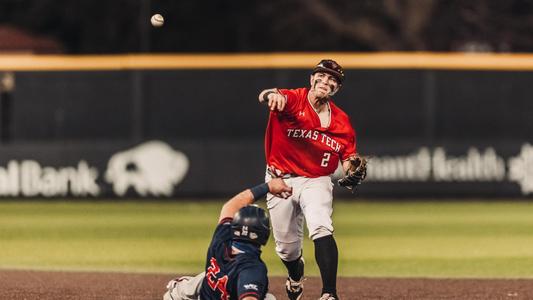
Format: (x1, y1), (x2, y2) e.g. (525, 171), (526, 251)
(0, 140), (530, 198)
(4, 68), (531, 198)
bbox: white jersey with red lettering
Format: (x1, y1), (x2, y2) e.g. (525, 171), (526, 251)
(265, 87), (356, 177)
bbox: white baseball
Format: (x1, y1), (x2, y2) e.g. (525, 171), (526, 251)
(151, 14), (164, 27)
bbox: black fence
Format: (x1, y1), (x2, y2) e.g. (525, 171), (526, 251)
(0, 68), (531, 198)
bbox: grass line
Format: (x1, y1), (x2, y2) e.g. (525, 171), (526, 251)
(1, 200), (533, 277)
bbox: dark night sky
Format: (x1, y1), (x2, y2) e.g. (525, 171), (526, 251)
(1, 0), (533, 53)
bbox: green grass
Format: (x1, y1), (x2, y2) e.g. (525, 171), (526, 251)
(1, 200), (533, 278)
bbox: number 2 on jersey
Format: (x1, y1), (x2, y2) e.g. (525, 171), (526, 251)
(321, 152), (331, 167)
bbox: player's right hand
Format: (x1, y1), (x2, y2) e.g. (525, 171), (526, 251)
(268, 178), (292, 199)
(267, 93), (287, 112)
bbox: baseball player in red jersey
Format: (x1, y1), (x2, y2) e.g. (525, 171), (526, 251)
(258, 59), (365, 300)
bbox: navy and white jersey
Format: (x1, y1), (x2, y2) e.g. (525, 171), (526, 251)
(199, 218), (269, 300)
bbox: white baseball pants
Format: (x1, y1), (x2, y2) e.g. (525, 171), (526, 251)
(265, 174), (334, 262)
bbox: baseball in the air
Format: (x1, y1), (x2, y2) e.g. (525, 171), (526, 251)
(151, 14), (164, 27)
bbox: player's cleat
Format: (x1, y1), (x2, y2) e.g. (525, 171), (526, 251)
(264, 293), (277, 300)
(285, 276), (304, 300)
(318, 293), (338, 300)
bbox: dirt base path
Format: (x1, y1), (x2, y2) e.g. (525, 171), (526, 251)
(1, 270), (532, 300)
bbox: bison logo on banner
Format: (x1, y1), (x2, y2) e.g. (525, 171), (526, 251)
(105, 141), (189, 196)
(509, 143), (533, 195)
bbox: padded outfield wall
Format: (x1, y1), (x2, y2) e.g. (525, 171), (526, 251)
(0, 53), (531, 198)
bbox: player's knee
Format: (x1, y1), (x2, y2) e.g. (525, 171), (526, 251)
(277, 250), (301, 262)
(309, 225), (334, 241)
(275, 241), (302, 261)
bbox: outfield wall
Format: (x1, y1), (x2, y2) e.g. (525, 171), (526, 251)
(0, 140), (528, 198)
(0, 53), (530, 198)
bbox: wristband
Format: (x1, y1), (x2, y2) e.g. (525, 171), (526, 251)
(250, 183), (270, 200)
(262, 91), (276, 103)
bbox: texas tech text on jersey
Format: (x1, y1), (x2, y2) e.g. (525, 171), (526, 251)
(286, 128), (342, 153)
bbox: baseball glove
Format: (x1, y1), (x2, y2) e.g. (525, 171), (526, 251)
(338, 155), (368, 191)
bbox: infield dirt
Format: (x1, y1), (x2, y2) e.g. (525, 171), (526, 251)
(1, 270), (532, 299)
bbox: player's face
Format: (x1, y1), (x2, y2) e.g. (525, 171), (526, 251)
(310, 72), (339, 97)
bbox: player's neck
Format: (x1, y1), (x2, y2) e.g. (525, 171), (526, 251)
(308, 91), (329, 113)
(232, 241), (261, 256)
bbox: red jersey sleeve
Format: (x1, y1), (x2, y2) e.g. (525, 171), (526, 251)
(340, 119), (357, 161)
(277, 88), (300, 115)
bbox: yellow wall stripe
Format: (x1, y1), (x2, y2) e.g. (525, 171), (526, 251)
(2, 52), (533, 71)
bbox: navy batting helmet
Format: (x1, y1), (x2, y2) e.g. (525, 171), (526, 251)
(312, 59), (345, 84)
(231, 205), (270, 246)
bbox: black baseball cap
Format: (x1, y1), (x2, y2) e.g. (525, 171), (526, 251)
(312, 59), (345, 84)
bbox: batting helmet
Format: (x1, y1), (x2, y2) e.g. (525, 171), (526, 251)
(312, 59), (345, 84)
(231, 205), (270, 246)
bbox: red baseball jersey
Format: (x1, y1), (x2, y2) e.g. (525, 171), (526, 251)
(265, 88), (357, 178)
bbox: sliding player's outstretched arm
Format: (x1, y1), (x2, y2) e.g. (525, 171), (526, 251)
(218, 178), (292, 222)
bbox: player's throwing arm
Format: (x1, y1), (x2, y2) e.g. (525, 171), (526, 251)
(259, 89), (287, 111)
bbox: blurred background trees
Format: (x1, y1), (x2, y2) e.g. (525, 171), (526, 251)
(0, 0), (533, 53)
